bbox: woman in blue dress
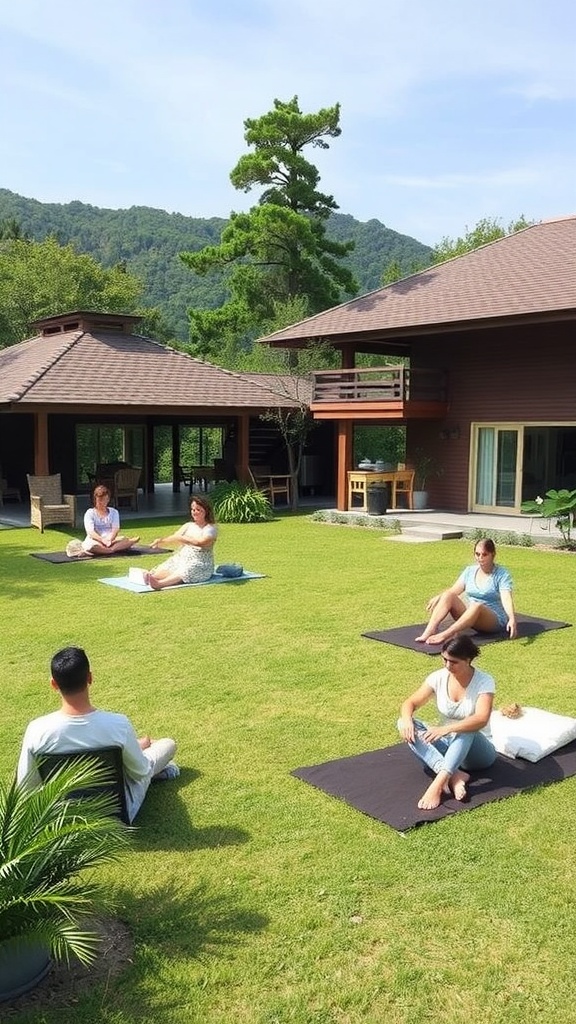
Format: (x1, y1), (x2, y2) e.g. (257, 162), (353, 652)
(415, 537), (517, 645)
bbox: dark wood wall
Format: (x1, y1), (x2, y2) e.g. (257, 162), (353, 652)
(407, 320), (575, 511)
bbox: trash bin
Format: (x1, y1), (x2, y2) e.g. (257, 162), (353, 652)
(366, 483), (390, 515)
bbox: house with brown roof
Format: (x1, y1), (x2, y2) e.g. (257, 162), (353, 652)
(0, 311), (328, 500)
(259, 216), (576, 515)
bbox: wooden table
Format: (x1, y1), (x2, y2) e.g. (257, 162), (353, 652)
(189, 466), (215, 494)
(347, 470), (413, 511)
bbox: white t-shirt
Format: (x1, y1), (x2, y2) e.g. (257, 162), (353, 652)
(425, 666), (496, 736)
(17, 709), (152, 822)
(84, 506), (120, 540)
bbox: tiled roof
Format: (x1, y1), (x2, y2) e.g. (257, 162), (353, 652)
(258, 216), (576, 345)
(238, 372), (313, 404)
(0, 329), (302, 410)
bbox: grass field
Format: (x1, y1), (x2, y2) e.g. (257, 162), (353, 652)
(2, 515), (576, 1023)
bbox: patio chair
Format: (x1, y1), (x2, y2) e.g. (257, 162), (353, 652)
(178, 465), (192, 491)
(0, 465), (21, 506)
(112, 467), (141, 510)
(36, 746), (129, 825)
(27, 473), (77, 532)
(248, 465), (291, 506)
(190, 465), (215, 493)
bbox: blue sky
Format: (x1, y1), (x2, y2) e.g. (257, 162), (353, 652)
(1, 0), (575, 245)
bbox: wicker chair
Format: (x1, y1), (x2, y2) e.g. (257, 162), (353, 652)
(112, 467), (141, 510)
(27, 473), (77, 532)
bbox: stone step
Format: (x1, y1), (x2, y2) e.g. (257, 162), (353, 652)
(401, 525), (463, 541)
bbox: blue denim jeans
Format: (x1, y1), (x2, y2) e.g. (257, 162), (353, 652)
(398, 717), (496, 776)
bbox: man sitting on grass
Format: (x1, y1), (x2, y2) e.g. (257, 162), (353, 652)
(17, 646), (179, 822)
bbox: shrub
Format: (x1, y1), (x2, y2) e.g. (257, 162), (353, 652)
(522, 489), (576, 548)
(211, 482), (273, 523)
(463, 528), (534, 548)
(309, 510), (401, 533)
(0, 760), (131, 967)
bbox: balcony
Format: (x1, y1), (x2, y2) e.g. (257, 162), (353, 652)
(310, 365), (449, 421)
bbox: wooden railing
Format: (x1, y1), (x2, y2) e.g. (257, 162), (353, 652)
(311, 366), (447, 404)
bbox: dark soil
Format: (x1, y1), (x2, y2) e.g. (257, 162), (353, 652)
(1, 917), (134, 1016)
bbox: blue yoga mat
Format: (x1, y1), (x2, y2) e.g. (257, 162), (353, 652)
(98, 571), (265, 593)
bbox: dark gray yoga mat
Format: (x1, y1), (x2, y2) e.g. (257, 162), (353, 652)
(292, 740), (576, 832)
(362, 614), (571, 654)
(31, 545), (171, 564)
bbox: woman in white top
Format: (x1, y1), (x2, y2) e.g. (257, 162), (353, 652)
(144, 495), (218, 590)
(398, 635), (496, 810)
(81, 485), (140, 556)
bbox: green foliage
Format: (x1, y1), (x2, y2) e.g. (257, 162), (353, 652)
(354, 425), (406, 466)
(230, 96), (343, 215)
(463, 527), (535, 548)
(0, 760), (131, 966)
(181, 96), (361, 359)
(211, 482), (273, 523)
(0, 216), (28, 241)
(310, 509), (401, 532)
(381, 255), (427, 285)
(0, 236), (145, 348)
(412, 448), (443, 490)
(153, 426), (223, 483)
(431, 215), (536, 264)
(521, 489), (576, 547)
(0, 188), (431, 345)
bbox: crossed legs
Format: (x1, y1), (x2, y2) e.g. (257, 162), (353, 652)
(398, 717), (497, 809)
(83, 535), (140, 556)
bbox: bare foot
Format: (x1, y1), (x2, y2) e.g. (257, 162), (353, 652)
(417, 780), (445, 810)
(415, 632), (431, 642)
(449, 770), (470, 801)
(426, 631), (449, 645)
(129, 536), (140, 545)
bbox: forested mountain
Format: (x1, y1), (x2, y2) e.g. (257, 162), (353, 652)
(0, 189), (431, 341)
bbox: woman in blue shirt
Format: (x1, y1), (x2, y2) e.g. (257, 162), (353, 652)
(415, 537), (517, 645)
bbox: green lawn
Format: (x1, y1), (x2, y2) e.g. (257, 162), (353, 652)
(2, 517), (576, 1024)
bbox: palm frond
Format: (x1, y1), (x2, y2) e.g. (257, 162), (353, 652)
(0, 762), (132, 965)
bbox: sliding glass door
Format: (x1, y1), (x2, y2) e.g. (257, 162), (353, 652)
(473, 426), (521, 510)
(473, 424), (576, 512)
(76, 424), (145, 491)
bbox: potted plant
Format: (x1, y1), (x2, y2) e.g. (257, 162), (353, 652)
(412, 450), (443, 510)
(0, 760), (131, 1003)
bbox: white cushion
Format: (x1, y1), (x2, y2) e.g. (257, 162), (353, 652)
(490, 706), (576, 763)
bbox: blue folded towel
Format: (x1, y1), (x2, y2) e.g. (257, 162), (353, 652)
(215, 563), (244, 578)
